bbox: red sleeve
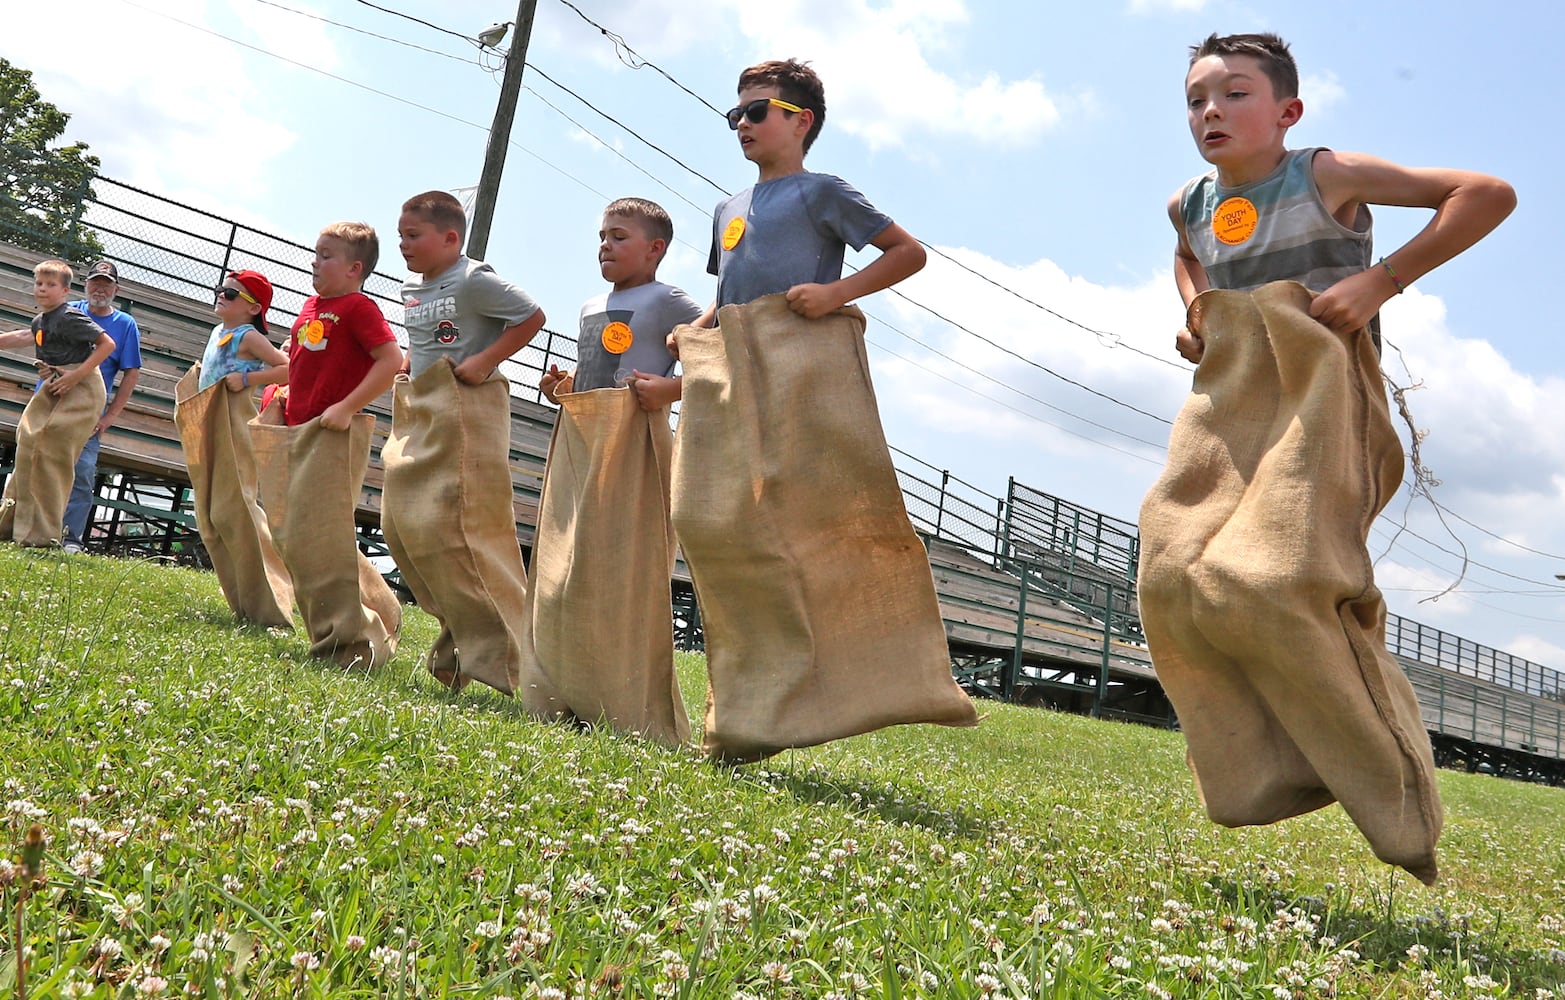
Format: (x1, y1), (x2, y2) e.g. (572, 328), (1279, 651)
(346, 293), (397, 351)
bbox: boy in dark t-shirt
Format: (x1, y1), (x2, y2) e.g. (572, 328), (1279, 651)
(0, 260), (115, 547)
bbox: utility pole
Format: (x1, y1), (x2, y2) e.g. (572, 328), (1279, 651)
(468, 0), (537, 261)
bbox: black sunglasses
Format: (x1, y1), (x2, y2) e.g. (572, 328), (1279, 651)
(725, 97), (806, 130)
(214, 285), (257, 304)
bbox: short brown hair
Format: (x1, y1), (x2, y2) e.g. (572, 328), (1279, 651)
(320, 221), (380, 276)
(1189, 32), (1298, 101)
(33, 259), (73, 287)
(738, 58), (826, 154)
(401, 190), (468, 241)
(603, 197), (673, 248)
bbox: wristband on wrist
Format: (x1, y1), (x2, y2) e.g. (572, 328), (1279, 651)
(242, 370), (250, 388)
(1379, 257), (1405, 294)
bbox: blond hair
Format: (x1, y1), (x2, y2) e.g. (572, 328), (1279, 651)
(33, 259), (73, 287)
(320, 221), (380, 277)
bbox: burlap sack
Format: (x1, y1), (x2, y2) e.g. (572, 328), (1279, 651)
(517, 385), (690, 747)
(249, 400), (400, 670)
(0, 365), (104, 547)
(174, 367), (294, 627)
(671, 294), (978, 763)
(381, 361), (529, 694)
(1137, 281), (1441, 884)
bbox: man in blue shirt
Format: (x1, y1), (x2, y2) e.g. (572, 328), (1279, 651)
(63, 260), (142, 553)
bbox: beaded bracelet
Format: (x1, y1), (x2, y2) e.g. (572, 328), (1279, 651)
(1379, 257), (1405, 294)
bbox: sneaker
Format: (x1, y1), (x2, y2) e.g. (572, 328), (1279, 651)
(62, 542), (84, 555)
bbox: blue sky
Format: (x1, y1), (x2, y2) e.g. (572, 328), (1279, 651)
(6, 0), (1563, 668)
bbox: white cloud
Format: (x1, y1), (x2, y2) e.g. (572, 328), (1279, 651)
(0, 1), (299, 198)
(540, 0), (1064, 152)
(1300, 71), (1347, 119)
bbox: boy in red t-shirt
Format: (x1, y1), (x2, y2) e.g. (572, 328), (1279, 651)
(254, 221), (403, 670)
(285, 221), (402, 427)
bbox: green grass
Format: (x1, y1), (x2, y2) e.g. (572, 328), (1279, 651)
(0, 546), (1562, 998)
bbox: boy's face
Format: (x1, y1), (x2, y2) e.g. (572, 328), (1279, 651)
(33, 274), (69, 311)
(312, 235), (364, 297)
(598, 214), (664, 291)
(1185, 54), (1301, 171)
(214, 278), (261, 326)
(734, 84), (811, 167)
(398, 211), (462, 279)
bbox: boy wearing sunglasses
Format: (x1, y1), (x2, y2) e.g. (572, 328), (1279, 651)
(693, 58), (925, 325)
(201, 271), (289, 394)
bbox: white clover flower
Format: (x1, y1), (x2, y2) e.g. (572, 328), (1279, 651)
(291, 951), (321, 970)
(69, 851), (104, 878)
(137, 975), (169, 995)
(149, 933), (172, 953)
(475, 920), (503, 939)
(761, 961), (792, 983)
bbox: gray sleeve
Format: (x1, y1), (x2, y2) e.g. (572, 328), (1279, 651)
(808, 175), (893, 252)
(468, 265), (541, 327)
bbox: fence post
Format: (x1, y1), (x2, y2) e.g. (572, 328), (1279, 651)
(1093, 582), (1112, 718)
(936, 469), (949, 538)
(1006, 561), (1028, 702)
(219, 221), (239, 280)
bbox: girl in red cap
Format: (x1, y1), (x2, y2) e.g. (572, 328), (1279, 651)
(200, 270), (288, 393)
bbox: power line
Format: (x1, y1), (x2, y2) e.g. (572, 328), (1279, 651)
(523, 63), (728, 197)
(551, 0), (727, 117)
(349, 0), (478, 46)
(918, 243), (1186, 370)
(242, 0), (480, 63)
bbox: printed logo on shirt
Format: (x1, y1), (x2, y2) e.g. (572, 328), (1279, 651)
(1212, 196), (1258, 246)
(404, 296), (458, 328)
(721, 216), (746, 251)
(436, 320), (459, 345)
(299, 314), (335, 352)
(601, 321), (633, 355)
(404, 296), (421, 308)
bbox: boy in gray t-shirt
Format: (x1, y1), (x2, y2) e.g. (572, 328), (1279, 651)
(542, 198), (701, 410)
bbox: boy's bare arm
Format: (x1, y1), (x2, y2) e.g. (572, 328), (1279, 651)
(453, 309), (547, 386)
(319, 340), (402, 431)
(785, 222), (927, 320)
(1169, 191), (1211, 364)
(1310, 151), (1516, 336)
(49, 332), (115, 396)
(0, 329), (32, 349)
(222, 329), (289, 393)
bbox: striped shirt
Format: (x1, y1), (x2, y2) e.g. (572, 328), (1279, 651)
(1182, 146), (1379, 343)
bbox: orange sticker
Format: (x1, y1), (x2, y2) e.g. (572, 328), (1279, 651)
(721, 216), (746, 251)
(303, 319), (326, 345)
(1212, 196), (1258, 246)
(34, 329), (43, 346)
(601, 321), (633, 355)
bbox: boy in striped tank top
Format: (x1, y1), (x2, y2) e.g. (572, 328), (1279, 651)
(1170, 32), (1514, 364)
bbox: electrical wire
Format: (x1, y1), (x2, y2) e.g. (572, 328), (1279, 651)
(551, 0), (727, 117)
(242, 0), (480, 63)
(349, 0), (479, 46)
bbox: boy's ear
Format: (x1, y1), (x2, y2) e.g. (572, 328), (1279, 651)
(347, 258), (365, 280)
(1279, 97), (1304, 128)
(445, 228), (462, 249)
(649, 237), (667, 260)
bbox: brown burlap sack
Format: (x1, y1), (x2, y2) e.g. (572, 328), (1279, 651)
(249, 400), (400, 670)
(671, 294), (978, 763)
(381, 361), (529, 694)
(517, 385), (690, 747)
(1137, 281), (1441, 884)
(174, 367), (294, 626)
(0, 365), (104, 547)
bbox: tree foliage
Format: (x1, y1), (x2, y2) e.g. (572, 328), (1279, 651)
(0, 56), (104, 263)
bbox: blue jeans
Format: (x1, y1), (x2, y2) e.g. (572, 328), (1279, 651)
(63, 431), (101, 546)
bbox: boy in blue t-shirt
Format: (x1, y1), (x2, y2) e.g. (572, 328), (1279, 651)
(689, 58), (925, 328)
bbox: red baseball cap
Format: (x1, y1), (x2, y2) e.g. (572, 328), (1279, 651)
(228, 270), (274, 333)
